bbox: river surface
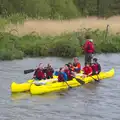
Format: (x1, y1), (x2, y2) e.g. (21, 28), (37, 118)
(0, 54), (120, 120)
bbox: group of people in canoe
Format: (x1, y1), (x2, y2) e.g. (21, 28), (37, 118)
(33, 35), (101, 82)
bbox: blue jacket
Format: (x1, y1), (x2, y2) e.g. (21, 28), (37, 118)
(54, 71), (68, 81)
(61, 72), (68, 81)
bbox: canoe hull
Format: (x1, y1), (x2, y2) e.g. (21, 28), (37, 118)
(11, 77), (58, 93)
(30, 68), (115, 95)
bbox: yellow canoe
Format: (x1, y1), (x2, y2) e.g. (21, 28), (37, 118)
(11, 76), (58, 93)
(11, 71), (83, 93)
(30, 68), (115, 95)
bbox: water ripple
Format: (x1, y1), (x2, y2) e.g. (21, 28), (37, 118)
(0, 54), (120, 120)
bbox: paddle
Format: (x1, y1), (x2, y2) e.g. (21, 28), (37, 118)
(64, 81), (72, 89)
(64, 76), (85, 89)
(24, 69), (35, 74)
(90, 75), (100, 82)
(73, 77), (85, 85)
(24, 67), (59, 74)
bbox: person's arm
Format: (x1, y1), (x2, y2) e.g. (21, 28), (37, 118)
(76, 63), (81, 69)
(33, 69), (38, 78)
(88, 67), (93, 76)
(63, 72), (68, 81)
(98, 64), (101, 73)
(51, 68), (54, 73)
(84, 41), (88, 50)
(71, 71), (75, 77)
(82, 67), (84, 73)
(54, 71), (59, 76)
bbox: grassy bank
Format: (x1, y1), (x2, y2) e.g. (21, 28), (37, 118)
(0, 29), (120, 60)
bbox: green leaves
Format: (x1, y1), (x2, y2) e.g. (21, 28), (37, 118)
(0, 28), (120, 60)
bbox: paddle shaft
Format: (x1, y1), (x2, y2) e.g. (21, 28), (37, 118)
(91, 75), (100, 82)
(24, 69), (35, 74)
(65, 81), (72, 88)
(24, 67), (59, 74)
(73, 77), (85, 85)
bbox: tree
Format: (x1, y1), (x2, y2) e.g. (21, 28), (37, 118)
(110, 0), (120, 15)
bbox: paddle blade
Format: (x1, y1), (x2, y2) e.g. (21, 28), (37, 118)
(24, 69), (35, 74)
(65, 81), (72, 89)
(68, 86), (72, 89)
(75, 78), (85, 85)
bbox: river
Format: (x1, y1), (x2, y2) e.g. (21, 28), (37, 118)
(0, 54), (120, 120)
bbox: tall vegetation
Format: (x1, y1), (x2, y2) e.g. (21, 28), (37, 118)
(73, 0), (120, 17)
(0, 0), (120, 19)
(0, 29), (120, 60)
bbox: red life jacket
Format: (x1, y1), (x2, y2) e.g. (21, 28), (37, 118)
(82, 66), (93, 75)
(46, 68), (54, 78)
(84, 40), (95, 53)
(34, 68), (45, 80)
(64, 69), (73, 80)
(58, 73), (64, 82)
(91, 63), (99, 74)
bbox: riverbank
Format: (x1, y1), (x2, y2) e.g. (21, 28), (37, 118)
(0, 28), (120, 60)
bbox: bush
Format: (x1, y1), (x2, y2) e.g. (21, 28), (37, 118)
(0, 29), (120, 60)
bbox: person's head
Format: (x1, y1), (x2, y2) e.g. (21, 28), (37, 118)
(38, 63), (44, 69)
(47, 63), (51, 68)
(59, 67), (64, 72)
(68, 62), (72, 67)
(85, 35), (93, 42)
(93, 58), (98, 63)
(73, 57), (79, 63)
(64, 64), (69, 70)
(85, 62), (90, 67)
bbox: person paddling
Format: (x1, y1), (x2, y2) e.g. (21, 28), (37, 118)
(44, 63), (54, 79)
(64, 64), (75, 80)
(82, 62), (93, 77)
(68, 62), (74, 71)
(33, 63), (46, 80)
(91, 58), (101, 75)
(73, 57), (81, 73)
(58, 67), (68, 82)
(82, 35), (95, 65)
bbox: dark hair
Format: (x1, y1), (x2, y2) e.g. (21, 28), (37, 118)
(59, 67), (63, 71)
(65, 64), (69, 67)
(68, 62), (72, 66)
(85, 62), (90, 66)
(85, 35), (91, 39)
(93, 58), (97, 62)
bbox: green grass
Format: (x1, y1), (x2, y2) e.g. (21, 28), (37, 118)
(0, 29), (120, 60)
(0, 14), (27, 30)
